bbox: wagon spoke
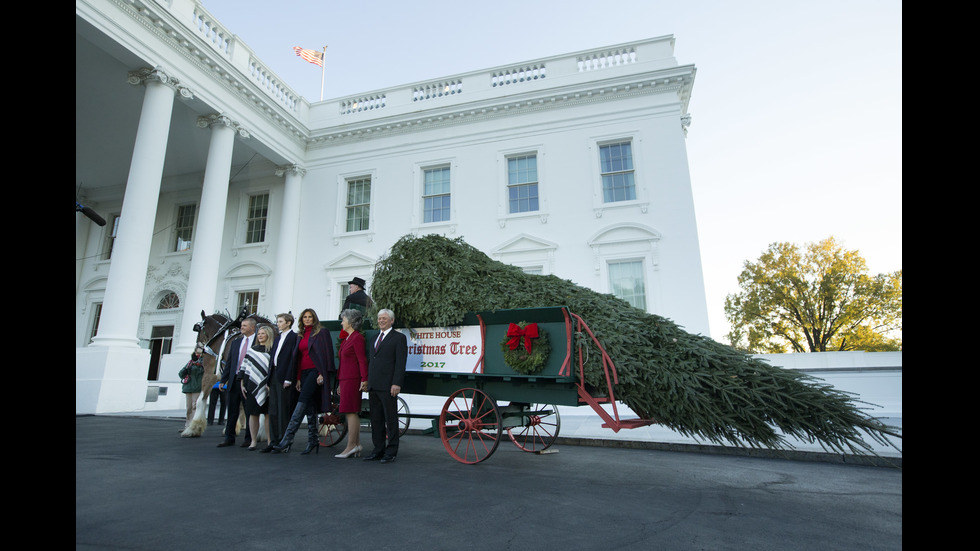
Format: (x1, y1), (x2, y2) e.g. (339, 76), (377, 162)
(507, 403), (561, 452)
(439, 388), (501, 464)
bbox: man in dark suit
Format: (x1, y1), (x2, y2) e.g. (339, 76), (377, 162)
(362, 308), (407, 463)
(217, 316), (256, 447)
(262, 312), (298, 452)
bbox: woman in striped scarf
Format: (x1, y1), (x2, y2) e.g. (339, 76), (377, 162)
(241, 324), (275, 451)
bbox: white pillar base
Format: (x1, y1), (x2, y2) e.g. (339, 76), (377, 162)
(76, 346), (151, 414)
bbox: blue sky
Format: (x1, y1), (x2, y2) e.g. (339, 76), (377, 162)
(202, 0), (902, 341)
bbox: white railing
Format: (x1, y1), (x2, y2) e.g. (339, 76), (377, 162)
(491, 64), (546, 87)
(189, 5), (232, 57)
(187, 2), (301, 114)
(340, 94), (387, 115)
(413, 79), (463, 102)
(170, 2), (679, 122)
(329, 37), (676, 119)
(578, 47), (638, 71)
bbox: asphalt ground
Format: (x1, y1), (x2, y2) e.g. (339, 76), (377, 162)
(76, 415), (901, 550)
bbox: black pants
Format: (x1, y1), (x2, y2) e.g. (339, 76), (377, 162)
(369, 389), (400, 457)
(208, 386), (226, 425)
(222, 376), (250, 444)
(267, 372), (296, 446)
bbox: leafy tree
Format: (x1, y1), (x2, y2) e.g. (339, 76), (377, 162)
(725, 237), (901, 353)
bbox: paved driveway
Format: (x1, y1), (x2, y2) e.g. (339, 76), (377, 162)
(76, 416), (901, 550)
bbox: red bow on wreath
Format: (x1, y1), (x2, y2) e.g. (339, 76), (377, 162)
(506, 323), (539, 353)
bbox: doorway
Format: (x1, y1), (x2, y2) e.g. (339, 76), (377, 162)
(147, 325), (173, 380)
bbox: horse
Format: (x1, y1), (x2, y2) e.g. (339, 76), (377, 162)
(181, 308), (243, 437)
(182, 308), (276, 439)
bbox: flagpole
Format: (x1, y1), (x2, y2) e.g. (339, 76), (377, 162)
(319, 46), (327, 102)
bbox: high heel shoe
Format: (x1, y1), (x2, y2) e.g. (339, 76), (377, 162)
(300, 442), (319, 455)
(335, 445), (362, 458)
(270, 443), (291, 454)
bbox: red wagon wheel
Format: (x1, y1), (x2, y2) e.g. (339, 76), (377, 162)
(507, 403), (560, 452)
(439, 388), (501, 464)
(318, 410), (348, 447)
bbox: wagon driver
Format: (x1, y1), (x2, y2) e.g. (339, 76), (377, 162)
(340, 277), (373, 318)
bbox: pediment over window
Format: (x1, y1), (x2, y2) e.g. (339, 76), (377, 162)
(324, 251), (376, 270)
(491, 233), (558, 256)
(224, 260), (272, 279)
(587, 223), (662, 247)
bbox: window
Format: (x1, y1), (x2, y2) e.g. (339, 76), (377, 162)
(245, 193), (269, 244)
(338, 282), (351, 313)
(173, 204), (196, 252)
(103, 215), (120, 260)
(156, 292), (180, 309)
(238, 291), (259, 315)
(599, 141), (635, 203)
(608, 260), (646, 309)
(346, 177), (371, 232)
(89, 303), (103, 343)
(507, 154), (539, 213)
(422, 166), (451, 223)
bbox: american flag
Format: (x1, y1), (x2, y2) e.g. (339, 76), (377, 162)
(293, 46), (325, 67)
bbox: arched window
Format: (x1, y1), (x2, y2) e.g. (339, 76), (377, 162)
(156, 292), (180, 309)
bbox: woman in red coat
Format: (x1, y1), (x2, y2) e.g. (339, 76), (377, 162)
(334, 308), (369, 458)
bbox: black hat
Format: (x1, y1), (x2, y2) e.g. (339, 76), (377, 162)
(348, 277), (366, 287)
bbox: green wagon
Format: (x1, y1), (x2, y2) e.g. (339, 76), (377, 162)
(319, 306), (654, 464)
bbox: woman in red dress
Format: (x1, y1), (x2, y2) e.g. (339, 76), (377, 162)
(334, 308), (369, 458)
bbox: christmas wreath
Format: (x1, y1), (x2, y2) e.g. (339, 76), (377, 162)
(500, 321), (550, 375)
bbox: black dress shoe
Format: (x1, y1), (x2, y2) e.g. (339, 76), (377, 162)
(259, 445), (274, 453)
(240, 442), (250, 448)
(380, 455), (397, 464)
(216, 440), (234, 448)
(362, 452), (383, 461)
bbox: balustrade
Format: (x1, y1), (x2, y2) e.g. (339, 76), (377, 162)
(578, 48), (637, 71)
(340, 95), (387, 115)
(413, 79), (463, 102)
(491, 65), (546, 87)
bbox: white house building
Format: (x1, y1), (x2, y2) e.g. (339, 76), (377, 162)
(76, 0), (710, 414)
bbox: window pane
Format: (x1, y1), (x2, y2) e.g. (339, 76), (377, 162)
(246, 194), (269, 244)
(174, 204), (196, 252)
(238, 291), (259, 315)
(424, 167), (451, 195)
(599, 142), (635, 203)
(346, 177), (371, 232)
(508, 183), (539, 213)
(609, 260), (646, 310)
(423, 167), (451, 222)
(507, 154), (539, 213)
(90, 303), (103, 342)
(104, 215), (120, 260)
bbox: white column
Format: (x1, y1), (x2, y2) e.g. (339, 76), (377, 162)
(270, 165), (305, 314)
(175, 114), (250, 353)
(90, 68), (189, 348)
